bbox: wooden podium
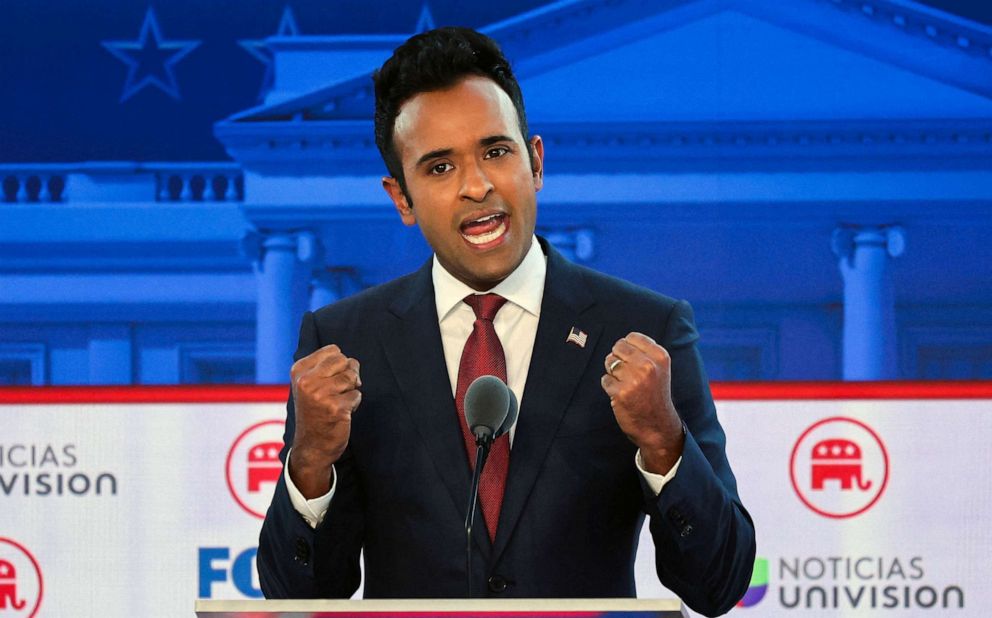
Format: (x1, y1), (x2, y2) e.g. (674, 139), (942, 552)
(195, 598), (688, 617)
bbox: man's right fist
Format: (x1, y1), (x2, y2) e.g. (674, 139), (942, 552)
(288, 344), (362, 498)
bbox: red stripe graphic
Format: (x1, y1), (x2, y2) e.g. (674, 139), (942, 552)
(0, 382), (991, 404)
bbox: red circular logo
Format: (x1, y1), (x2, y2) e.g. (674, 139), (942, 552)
(225, 420), (286, 519)
(0, 537), (43, 618)
(789, 416), (889, 519)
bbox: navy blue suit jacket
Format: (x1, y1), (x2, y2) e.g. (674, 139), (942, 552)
(257, 240), (755, 616)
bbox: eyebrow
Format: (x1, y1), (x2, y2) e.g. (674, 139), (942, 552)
(415, 148), (453, 168)
(414, 135), (517, 167)
(480, 134), (516, 147)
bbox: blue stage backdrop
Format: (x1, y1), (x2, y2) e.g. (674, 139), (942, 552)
(0, 0), (555, 162)
(1, 0), (991, 385)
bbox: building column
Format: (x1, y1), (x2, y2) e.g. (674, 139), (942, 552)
(309, 267), (362, 312)
(246, 231), (320, 383)
(832, 226), (905, 381)
(88, 325), (133, 384)
(309, 269), (339, 312)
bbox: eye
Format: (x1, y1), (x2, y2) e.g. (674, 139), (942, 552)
(485, 146), (510, 159)
(429, 162), (453, 175)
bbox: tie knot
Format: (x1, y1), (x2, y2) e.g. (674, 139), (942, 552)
(464, 293), (507, 321)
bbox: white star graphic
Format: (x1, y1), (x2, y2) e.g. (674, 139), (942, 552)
(238, 5), (300, 102)
(101, 6), (201, 103)
(0, 563), (8, 576)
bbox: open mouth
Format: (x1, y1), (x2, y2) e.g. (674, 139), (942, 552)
(460, 212), (508, 246)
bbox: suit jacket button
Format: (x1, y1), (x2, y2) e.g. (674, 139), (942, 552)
(488, 575), (508, 593)
(295, 537), (311, 564)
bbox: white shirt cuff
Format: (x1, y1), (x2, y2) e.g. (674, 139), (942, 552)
(284, 447), (335, 529)
(635, 450), (682, 496)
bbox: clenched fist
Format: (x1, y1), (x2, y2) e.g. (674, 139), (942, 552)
(288, 344), (362, 498)
(600, 332), (685, 475)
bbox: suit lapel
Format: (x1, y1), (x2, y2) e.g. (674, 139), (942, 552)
(492, 244), (601, 562)
(380, 260), (493, 558)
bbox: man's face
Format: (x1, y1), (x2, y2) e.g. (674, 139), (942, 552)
(382, 75), (544, 291)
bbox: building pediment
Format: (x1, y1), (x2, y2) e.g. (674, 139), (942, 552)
(215, 0), (992, 171)
(520, 5), (992, 122)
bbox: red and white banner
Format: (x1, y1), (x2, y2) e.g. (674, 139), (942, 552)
(1, 383), (990, 616)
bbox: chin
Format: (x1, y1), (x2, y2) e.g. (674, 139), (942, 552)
(467, 264), (513, 289)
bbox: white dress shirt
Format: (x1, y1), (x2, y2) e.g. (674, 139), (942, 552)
(285, 236), (680, 528)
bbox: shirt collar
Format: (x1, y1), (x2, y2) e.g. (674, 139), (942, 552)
(433, 235), (546, 322)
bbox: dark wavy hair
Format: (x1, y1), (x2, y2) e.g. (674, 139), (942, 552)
(372, 27), (530, 192)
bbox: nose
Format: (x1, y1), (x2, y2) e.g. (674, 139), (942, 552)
(459, 160), (494, 203)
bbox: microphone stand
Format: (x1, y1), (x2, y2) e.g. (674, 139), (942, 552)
(465, 433), (491, 598)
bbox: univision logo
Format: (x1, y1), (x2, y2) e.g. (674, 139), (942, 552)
(738, 557), (768, 608)
(736, 555), (964, 610)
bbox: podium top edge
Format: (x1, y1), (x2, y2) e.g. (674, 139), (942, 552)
(195, 598), (686, 613)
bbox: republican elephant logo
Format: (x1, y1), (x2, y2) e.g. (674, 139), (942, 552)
(0, 559), (26, 610)
(810, 438), (872, 491)
(790, 417), (889, 519)
(0, 538), (42, 617)
(226, 420), (286, 519)
(247, 441), (282, 493)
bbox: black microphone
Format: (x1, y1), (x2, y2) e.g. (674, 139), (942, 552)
(464, 375), (510, 444)
(495, 387), (518, 439)
(463, 375), (510, 597)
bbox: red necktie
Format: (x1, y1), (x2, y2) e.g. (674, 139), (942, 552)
(455, 293), (510, 542)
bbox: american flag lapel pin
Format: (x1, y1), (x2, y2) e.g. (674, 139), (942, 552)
(565, 326), (588, 348)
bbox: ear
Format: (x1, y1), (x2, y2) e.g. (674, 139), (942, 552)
(529, 135), (544, 192)
(382, 176), (416, 226)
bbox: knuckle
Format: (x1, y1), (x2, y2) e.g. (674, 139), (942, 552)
(310, 390), (330, 409)
(296, 373), (314, 392)
(321, 346), (343, 364)
(330, 373), (350, 391)
(348, 390), (363, 409)
(290, 359), (306, 381)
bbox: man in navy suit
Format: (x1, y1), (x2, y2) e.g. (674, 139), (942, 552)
(257, 27), (755, 617)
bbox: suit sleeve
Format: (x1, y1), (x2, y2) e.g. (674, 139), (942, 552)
(256, 311), (365, 599)
(642, 300), (756, 617)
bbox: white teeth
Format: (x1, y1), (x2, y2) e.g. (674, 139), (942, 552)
(470, 213), (500, 225)
(462, 219), (507, 245)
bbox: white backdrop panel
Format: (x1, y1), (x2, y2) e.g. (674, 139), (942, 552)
(1, 395), (989, 616)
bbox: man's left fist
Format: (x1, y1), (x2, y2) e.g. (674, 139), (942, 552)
(600, 332), (685, 474)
